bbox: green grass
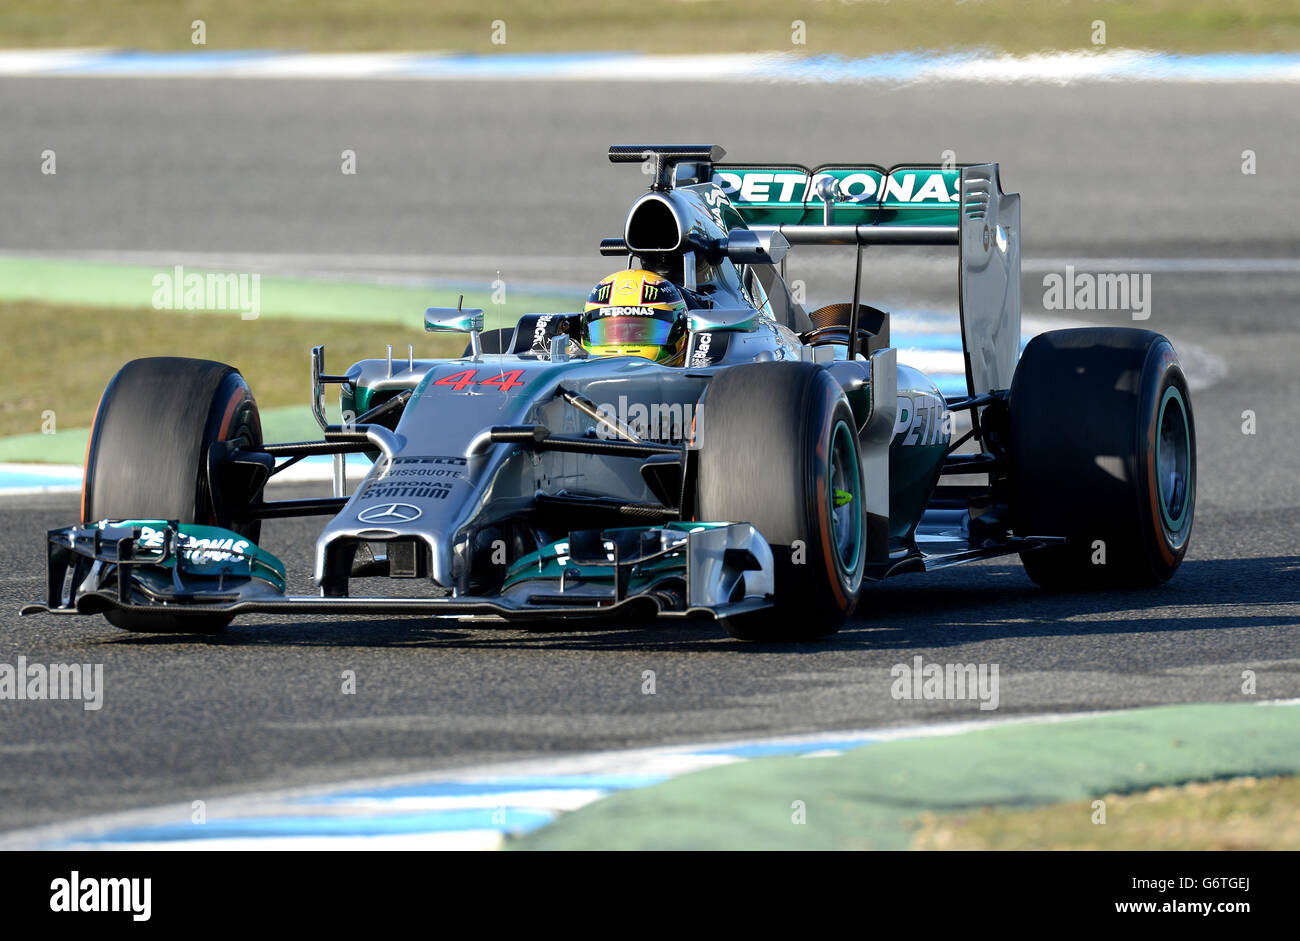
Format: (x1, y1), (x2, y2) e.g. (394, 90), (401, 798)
(910, 775), (1300, 850)
(0, 261), (581, 460)
(0, 298), (464, 442)
(3, 1), (1299, 54)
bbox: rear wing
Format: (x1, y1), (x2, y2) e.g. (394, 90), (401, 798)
(714, 162), (1021, 396)
(713, 164), (960, 233)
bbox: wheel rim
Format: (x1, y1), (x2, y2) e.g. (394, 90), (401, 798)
(1156, 385), (1191, 531)
(828, 420), (863, 574)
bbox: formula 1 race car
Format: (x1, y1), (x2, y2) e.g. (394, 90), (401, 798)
(23, 144), (1196, 640)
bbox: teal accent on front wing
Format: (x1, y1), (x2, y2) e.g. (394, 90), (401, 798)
(109, 520), (287, 593)
(502, 523), (734, 591)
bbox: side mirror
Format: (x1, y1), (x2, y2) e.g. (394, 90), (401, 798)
(426, 297), (485, 360)
(425, 306), (484, 334)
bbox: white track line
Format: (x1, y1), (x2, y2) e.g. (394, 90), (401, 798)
(3, 49), (1300, 84)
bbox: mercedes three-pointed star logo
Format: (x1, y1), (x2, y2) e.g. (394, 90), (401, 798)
(356, 502), (423, 523)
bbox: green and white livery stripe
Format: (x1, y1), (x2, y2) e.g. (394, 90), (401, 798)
(712, 165), (961, 227)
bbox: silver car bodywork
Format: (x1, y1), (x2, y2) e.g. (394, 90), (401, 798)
(25, 145), (1058, 632)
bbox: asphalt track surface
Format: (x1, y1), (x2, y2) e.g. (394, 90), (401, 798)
(1, 78), (1298, 832)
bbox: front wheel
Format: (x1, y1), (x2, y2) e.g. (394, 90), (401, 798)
(695, 362), (865, 640)
(83, 357), (263, 632)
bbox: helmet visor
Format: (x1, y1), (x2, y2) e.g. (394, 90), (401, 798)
(587, 315), (675, 349)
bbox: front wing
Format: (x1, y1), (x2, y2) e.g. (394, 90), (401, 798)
(21, 520), (776, 628)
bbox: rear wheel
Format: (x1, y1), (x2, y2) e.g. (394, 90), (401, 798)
(83, 357), (262, 632)
(696, 362), (865, 640)
(1008, 328), (1195, 588)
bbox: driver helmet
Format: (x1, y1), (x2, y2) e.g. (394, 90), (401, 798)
(582, 269), (688, 365)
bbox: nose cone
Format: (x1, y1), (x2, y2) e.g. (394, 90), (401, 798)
(316, 457), (471, 589)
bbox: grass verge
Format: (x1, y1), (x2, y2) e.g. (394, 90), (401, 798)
(910, 774), (1300, 849)
(2, 1), (1298, 54)
(509, 702), (1300, 850)
(0, 298), (463, 441)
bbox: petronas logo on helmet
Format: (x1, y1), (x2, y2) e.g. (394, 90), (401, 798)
(582, 268), (689, 365)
